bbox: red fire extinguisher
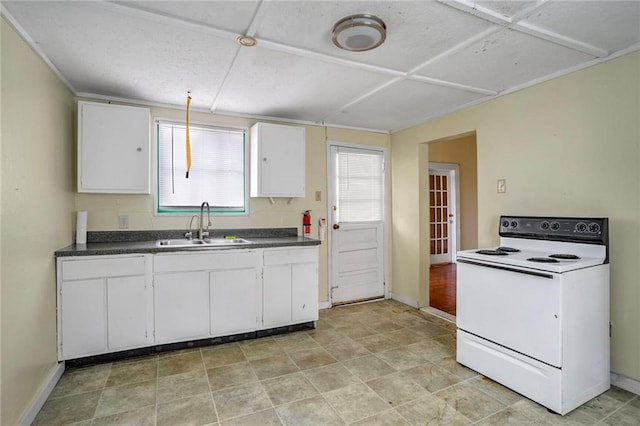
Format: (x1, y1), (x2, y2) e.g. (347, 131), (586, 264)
(303, 210), (311, 238)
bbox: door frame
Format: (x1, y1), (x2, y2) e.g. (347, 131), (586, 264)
(326, 141), (390, 307)
(428, 162), (460, 263)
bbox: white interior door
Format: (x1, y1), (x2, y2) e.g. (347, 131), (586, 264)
(428, 164), (459, 264)
(328, 144), (386, 305)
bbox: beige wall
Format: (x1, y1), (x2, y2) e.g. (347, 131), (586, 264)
(391, 52), (640, 381)
(428, 133), (478, 251)
(75, 106), (390, 305)
(1, 18), (76, 424)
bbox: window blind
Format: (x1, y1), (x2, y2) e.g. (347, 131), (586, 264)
(337, 147), (384, 222)
(157, 121), (245, 212)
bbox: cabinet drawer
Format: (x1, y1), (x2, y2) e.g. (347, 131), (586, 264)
(61, 256), (145, 280)
(154, 250), (257, 273)
(263, 247), (317, 266)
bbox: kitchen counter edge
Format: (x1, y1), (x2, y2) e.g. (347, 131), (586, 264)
(55, 229), (321, 257)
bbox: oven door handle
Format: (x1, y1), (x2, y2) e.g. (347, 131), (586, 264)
(457, 259), (555, 279)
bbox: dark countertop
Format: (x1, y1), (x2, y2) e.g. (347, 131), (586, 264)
(55, 228), (321, 257)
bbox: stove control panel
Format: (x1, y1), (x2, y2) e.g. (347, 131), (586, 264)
(499, 216), (608, 244)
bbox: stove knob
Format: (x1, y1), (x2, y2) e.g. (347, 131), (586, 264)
(510, 220), (518, 228)
(550, 221), (560, 231)
(502, 219), (510, 228)
(540, 221), (550, 230)
(576, 222), (587, 232)
(588, 222), (601, 233)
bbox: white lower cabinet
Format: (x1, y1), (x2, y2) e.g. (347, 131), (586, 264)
(263, 247), (319, 328)
(292, 262), (319, 322)
(210, 268), (260, 336)
(153, 250), (260, 344)
(57, 245), (318, 360)
(107, 276), (149, 351)
(263, 265), (293, 328)
(60, 278), (106, 359)
(153, 271), (210, 343)
(57, 255), (151, 360)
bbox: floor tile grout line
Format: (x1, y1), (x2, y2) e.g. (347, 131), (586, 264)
(151, 353), (159, 426)
(598, 394), (637, 423)
(199, 347), (222, 425)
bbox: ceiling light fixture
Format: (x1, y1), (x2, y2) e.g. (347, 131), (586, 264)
(237, 35), (257, 47)
(331, 14), (387, 52)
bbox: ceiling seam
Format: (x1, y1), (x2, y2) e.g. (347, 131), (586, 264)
(388, 42), (640, 134)
(439, 0), (608, 59)
(407, 76), (497, 96)
(512, 22), (608, 58)
(210, 0), (266, 112)
(99, 1), (238, 42)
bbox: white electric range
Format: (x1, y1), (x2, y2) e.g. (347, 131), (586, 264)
(456, 216), (610, 415)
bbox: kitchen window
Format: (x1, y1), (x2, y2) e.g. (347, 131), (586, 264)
(156, 120), (247, 214)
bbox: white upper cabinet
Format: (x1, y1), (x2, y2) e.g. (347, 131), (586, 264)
(78, 101), (150, 193)
(250, 122), (305, 198)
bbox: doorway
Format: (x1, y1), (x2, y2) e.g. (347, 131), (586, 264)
(327, 143), (388, 305)
(424, 133), (478, 318)
(428, 163), (459, 316)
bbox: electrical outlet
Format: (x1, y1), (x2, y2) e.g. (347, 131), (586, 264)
(315, 191), (322, 201)
(497, 179), (507, 194)
(118, 215), (129, 229)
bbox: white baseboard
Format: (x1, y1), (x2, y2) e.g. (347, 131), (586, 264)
(389, 292), (419, 308)
(20, 361), (65, 426)
(318, 300), (331, 310)
(611, 372), (640, 395)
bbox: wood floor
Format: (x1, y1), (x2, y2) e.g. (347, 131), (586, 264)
(429, 262), (457, 316)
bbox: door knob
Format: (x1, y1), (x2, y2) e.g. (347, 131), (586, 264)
(333, 224), (340, 230)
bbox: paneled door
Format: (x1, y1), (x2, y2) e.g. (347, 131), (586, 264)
(429, 164), (458, 264)
(328, 144), (387, 304)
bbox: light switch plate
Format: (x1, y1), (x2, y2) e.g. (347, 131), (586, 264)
(497, 179), (507, 193)
(118, 215), (129, 229)
(315, 191), (322, 201)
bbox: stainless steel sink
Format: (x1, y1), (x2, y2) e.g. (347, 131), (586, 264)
(155, 238), (251, 248)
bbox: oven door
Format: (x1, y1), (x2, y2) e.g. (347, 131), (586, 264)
(457, 259), (562, 367)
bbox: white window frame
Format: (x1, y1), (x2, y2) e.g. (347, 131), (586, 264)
(154, 119), (249, 216)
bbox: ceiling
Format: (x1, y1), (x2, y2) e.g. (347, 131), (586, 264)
(3, 1), (639, 133)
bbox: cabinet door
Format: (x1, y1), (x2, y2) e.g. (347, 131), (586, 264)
(210, 268), (259, 336)
(154, 272), (209, 343)
(251, 123), (305, 197)
(107, 276), (149, 351)
(78, 101), (150, 193)
(262, 265), (292, 328)
(60, 279), (106, 359)
(292, 263), (319, 322)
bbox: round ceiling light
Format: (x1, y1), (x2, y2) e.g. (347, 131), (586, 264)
(332, 14), (387, 52)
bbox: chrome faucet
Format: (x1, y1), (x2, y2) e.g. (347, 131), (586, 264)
(185, 214), (199, 240)
(199, 201), (211, 240)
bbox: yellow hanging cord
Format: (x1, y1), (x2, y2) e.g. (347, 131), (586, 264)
(185, 93), (192, 178)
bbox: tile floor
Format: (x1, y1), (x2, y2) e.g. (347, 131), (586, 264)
(35, 299), (640, 425)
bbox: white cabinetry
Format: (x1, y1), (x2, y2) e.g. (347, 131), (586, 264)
(57, 255), (151, 360)
(154, 271), (210, 343)
(250, 122), (305, 198)
(262, 247), (319, 328)
(56, 244), (319, 360)
(153, 250), (260, 344)
(78, 101), (150, 194)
